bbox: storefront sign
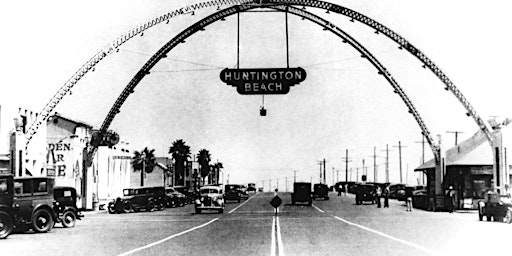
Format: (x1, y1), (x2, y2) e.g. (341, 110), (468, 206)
(220, 67), (307, 95)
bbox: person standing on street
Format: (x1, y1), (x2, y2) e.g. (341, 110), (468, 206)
(446, 186), (456, 213)
(337, 184), (342, 196)
(375, 185), (382, 208)
(383, 184), (390, 208)
(406, 188), (413, 211)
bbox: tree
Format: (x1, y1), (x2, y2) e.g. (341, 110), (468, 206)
(197, 149), (211, 185)
(132, 147), (156, 187)
(169, 139), (191, 186)
(211, 162), (223, 184)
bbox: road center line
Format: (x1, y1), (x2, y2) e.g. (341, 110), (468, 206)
(312, 204), (325, 213)
(333, 216), (438, 255)
(117, 217), (219, 256)
(271, 216), (276, 256)
(228, 193), (259, 214)
(276, 216), (285, 256)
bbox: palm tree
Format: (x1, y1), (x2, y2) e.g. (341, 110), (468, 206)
(211, 162), (223, 184)
(197, 149), (211, 185)
(169, 139), (191, 186)
(132, 147), (156, 187)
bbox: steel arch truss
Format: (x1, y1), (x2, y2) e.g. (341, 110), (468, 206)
(27, 0), (491, 164)
(95, 4), (440, 161)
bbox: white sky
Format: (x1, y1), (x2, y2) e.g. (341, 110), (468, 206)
(2, 0), (512, 188)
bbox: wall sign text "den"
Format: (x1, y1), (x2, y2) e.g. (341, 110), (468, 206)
(220, 67), (307, 95)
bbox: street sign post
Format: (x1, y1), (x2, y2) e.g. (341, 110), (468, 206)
(220, 67), (307, 95)
(270, 195), (282, 216)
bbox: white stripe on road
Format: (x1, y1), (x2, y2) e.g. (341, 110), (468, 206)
(117, 217), (219, 256)
(312, 204), (325, 213)
(333, 216), (438, 255)
(270, 216), (285, 256)
(276, 216), (285, 256)
(228, 193), (259, 214)
(270, 216), (276, 256)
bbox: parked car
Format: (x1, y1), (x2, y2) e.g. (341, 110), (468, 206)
(312, 183), (329, 200)
(147, 186), (166, 211)
(108, 187), (159, 213)
(0, 174), (57, 239)
(53, 186), (83, 228)
(165, 187), (187, 207)
(195, 185), (224, 214)
(354, 184), (376, 205)
(478, 192), (512, 223)
(174, 186), (192, 204)
(388, 183), (406, 199)
(258, 187), (264, 192)
(225, 184), (241, 203)
(291, 182), (312, 206)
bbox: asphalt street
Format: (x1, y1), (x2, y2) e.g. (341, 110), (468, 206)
(2, 192), (510, 256)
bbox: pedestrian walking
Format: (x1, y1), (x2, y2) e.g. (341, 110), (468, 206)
(383, 185), (390, 208)
(337, 184), (342, 196)
(375, 185), (382, 208)
(446, 186), (456, 213)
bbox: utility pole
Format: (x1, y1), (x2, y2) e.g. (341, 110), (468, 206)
(381, 144), (391, 183)
(336, 169), (339, 183)
(446, 131), (464, 146)
(393, 141), (407, 183)
(323, 159), (327, 184)
(285, 177), (288, 192)
(356, 168), (359, 182)
(369, 146), (378, 182)
(415, 136), (426, 184)
(317, 160), (323, 183)
(293, 170), (298, 183)
(332, 167), (335, 185)
(341, 149), (352, 182)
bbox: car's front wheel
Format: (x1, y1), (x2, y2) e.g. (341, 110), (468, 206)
(61, 211), (76, 228)
(146, 201), (155, 212)
(108, 203), (116, 214)
(0, 211), (14, 239)
(32, 208), (54, 233)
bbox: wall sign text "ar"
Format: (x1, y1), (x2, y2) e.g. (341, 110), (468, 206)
(220, 67), (307, 95)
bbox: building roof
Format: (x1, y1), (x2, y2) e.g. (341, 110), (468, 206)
(49, 112), (93, 128)
(415, 129), (493, 171)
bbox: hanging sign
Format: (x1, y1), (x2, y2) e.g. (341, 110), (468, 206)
(220, 67), (307, 95)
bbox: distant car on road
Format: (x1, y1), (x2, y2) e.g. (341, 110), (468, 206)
(478, 192), (512, 223)
(239, 185), (249, 199)
(53, 186), (83, 228)
(354, 184), (376, 205)
(195, 185), (224, 214)
(247, 183), (257, 192)
(225, 184), (241, 203)
(258, 187), (264, 192)
(312, 183), (329, 200)
(291, 182), (312, 206)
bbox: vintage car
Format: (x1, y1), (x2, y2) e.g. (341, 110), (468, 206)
(0, 174), (57, 239)
(147, 186), (166, 211)
(355, 184), (376, 205)
(225, 184), (241, 203)
(53, 186), (83, 228)
(165, 187), (187, 207)
(239, 185), (249, 199)
(174, 186), (192, 204)
(478, 192), (512, 223)
(195, 185), (224, 214)
(108, 187), (161, 214)
(247, 183), (257, 192)
(313, 183), (329, 200)
(291, 182), (312, 206)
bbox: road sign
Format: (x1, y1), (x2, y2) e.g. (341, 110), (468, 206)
(220, 67), (307, 95)
(270, 195), (282, 208)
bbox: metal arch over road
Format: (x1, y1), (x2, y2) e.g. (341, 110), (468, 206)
(96, 4), (440, 161)
(26, 0), (492, 158)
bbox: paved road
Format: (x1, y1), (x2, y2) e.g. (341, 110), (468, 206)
(2, 192), (510, 255)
